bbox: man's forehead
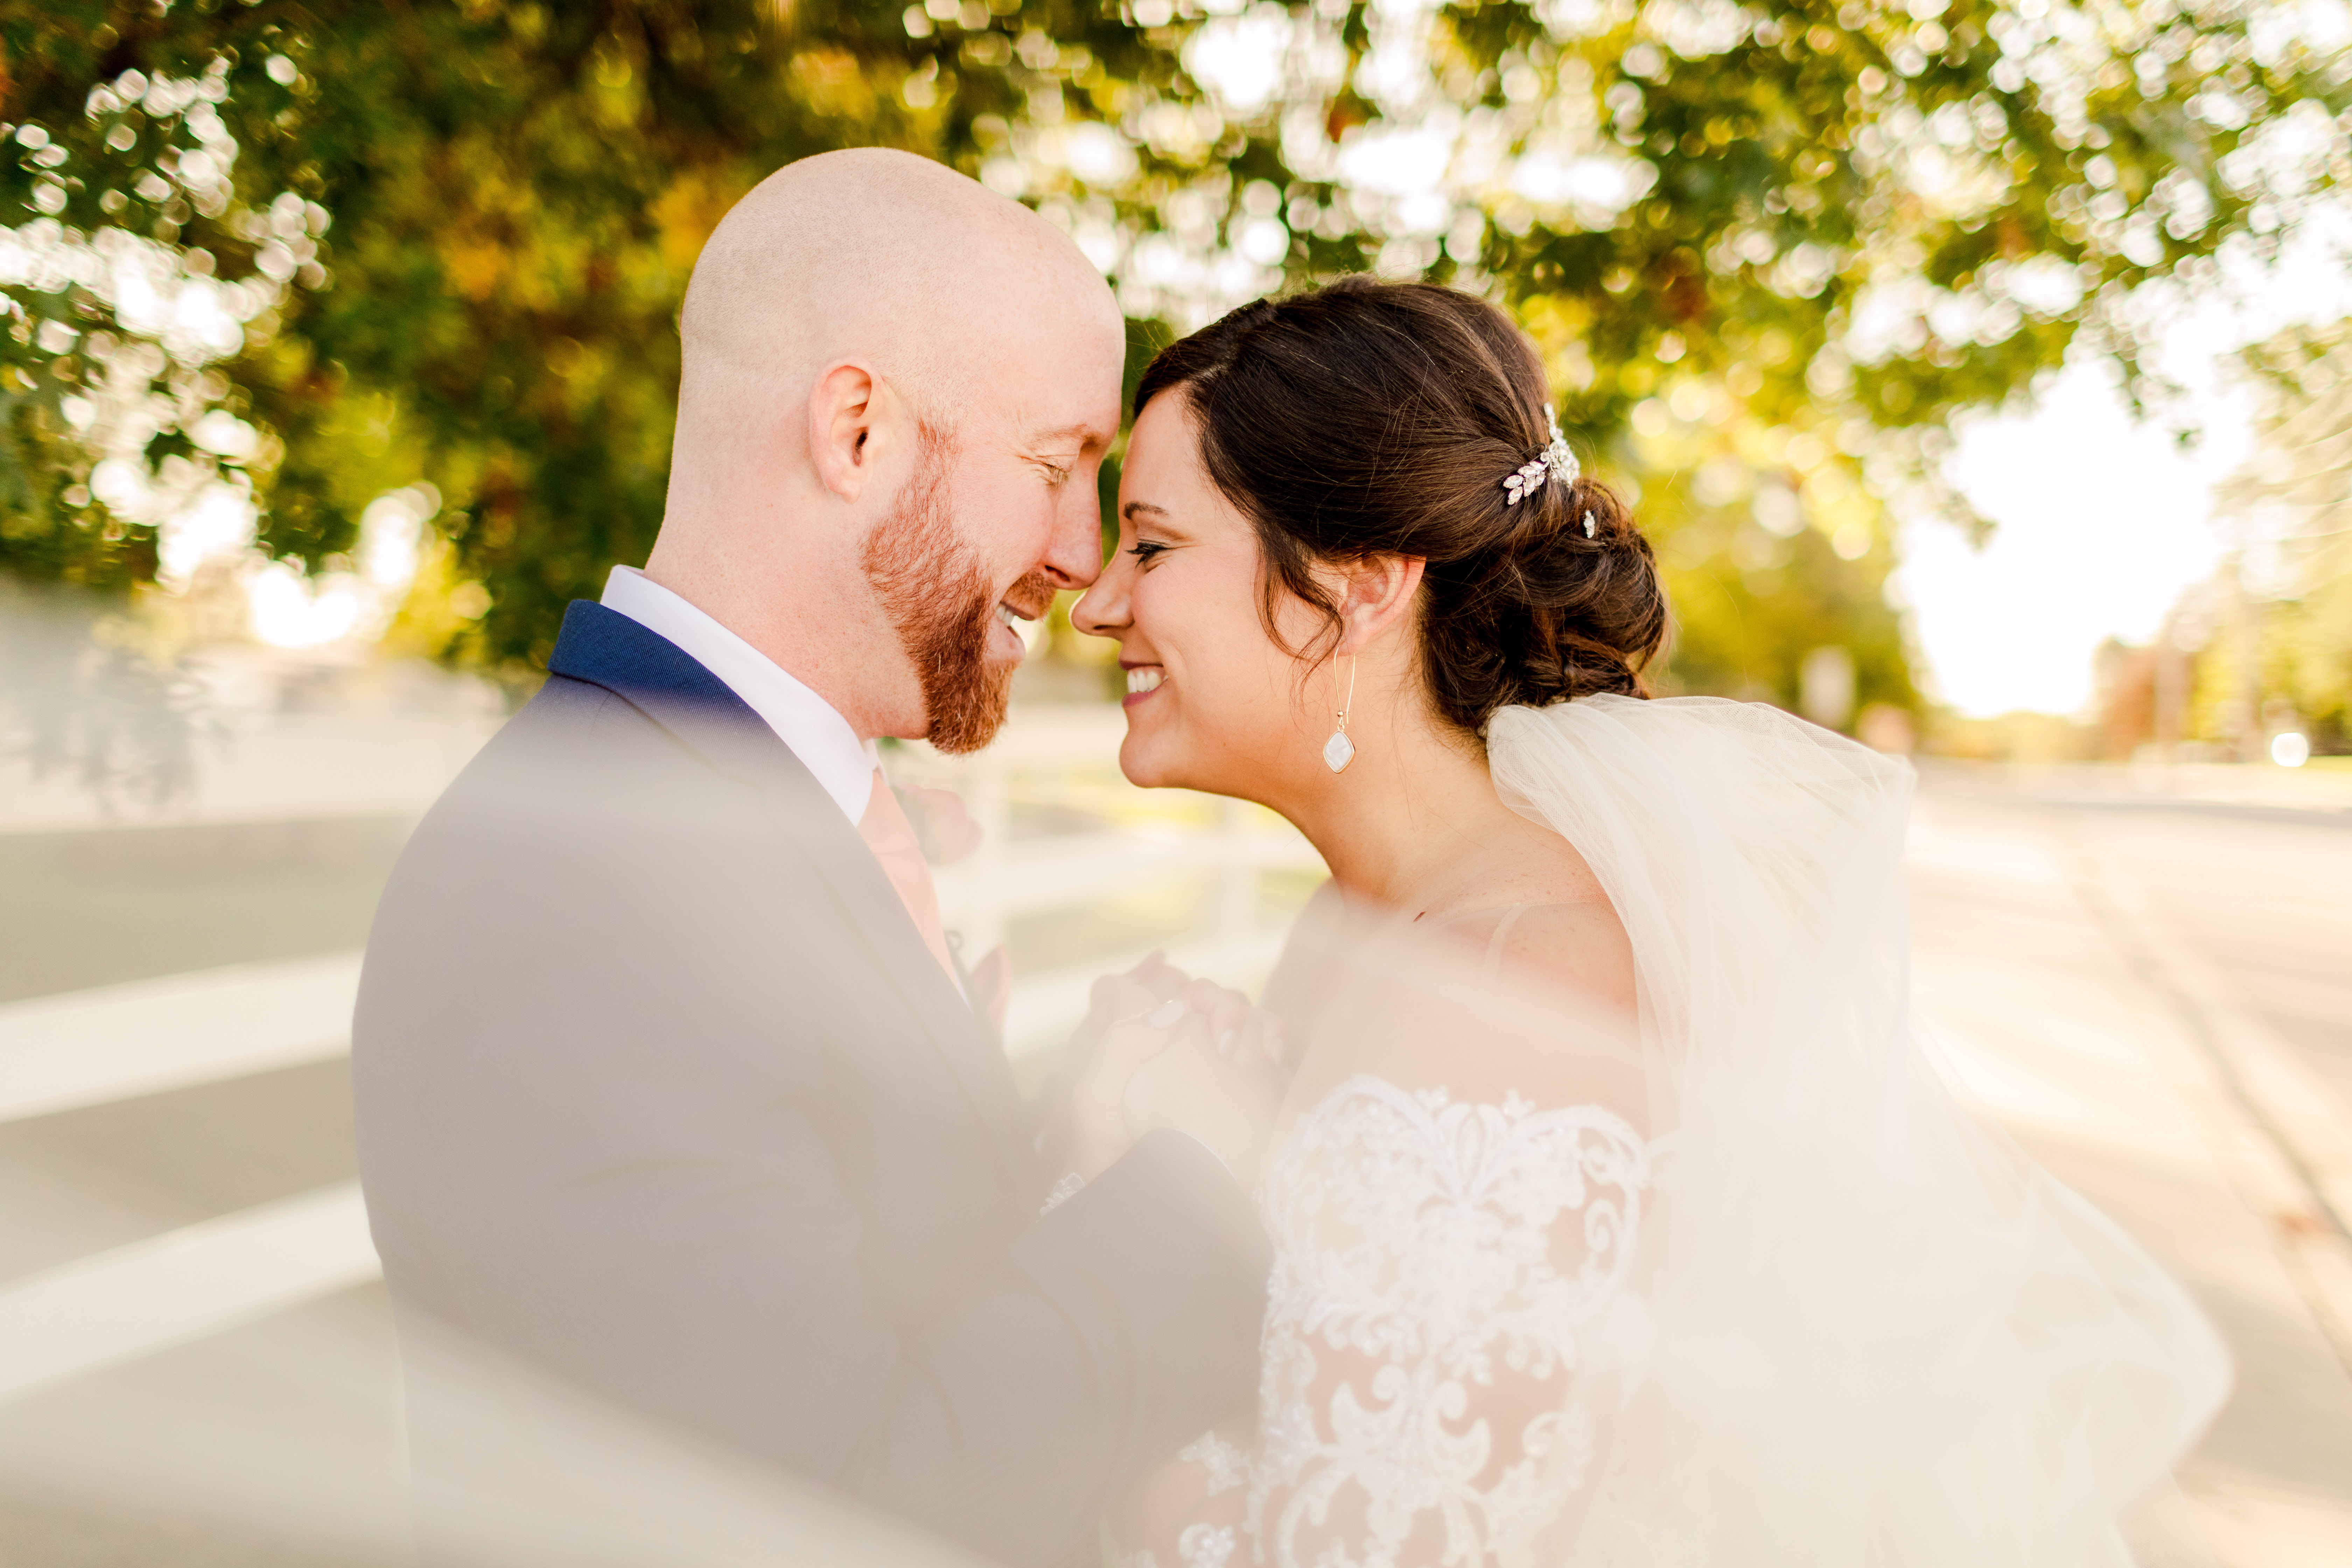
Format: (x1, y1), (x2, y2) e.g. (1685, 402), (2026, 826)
(948, 382), (1112, 449)
(985, 363), (1122, 449)
(948, 304), (1122, 442)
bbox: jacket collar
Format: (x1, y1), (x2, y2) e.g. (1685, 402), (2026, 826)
(545, 601), (1034, 1190)
(547, 599), (773, 755)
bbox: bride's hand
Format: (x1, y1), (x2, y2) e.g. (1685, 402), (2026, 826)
(1175, 974), (1289, 1072)
(1046, 958), (1291, 1190)
(1120, 983), (1289, 1192)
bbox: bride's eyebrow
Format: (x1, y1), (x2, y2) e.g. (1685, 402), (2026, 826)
(1123, 500), (1192, 543)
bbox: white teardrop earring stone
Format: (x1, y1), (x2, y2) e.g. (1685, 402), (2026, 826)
(1323, 730), (1356, 773)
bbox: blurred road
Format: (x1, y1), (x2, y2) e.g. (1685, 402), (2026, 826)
(1909, 772), (2352, 1565)
(0, 750), (2347, 1565)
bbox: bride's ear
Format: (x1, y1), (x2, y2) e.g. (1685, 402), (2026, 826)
(1333, 555), (1426, 657)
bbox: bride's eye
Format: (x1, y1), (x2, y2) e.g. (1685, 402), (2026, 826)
(1127, 540), (1169, 566)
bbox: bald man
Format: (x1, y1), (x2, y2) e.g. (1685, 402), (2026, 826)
(353, 151), (1274, 1567)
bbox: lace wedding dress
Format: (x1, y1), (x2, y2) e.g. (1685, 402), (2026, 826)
(1115, 696), (2228, 1568)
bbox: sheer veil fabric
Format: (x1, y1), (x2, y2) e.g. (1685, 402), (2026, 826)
(1483, 695), (2231, 1567)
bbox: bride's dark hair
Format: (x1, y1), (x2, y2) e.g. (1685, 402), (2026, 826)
(1133, 276), (1666, 737)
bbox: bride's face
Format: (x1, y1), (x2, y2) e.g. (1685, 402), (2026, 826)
(1074, 390), (1332, 798)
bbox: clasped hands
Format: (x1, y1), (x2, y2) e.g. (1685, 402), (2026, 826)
(1045, 953), (1292, 1195)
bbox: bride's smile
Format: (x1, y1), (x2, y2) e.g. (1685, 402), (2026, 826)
(1076, 391), (1349, 800)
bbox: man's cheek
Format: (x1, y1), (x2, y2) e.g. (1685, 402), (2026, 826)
(1004, 501), (1059, 574)
(968, 482), (1041, 552)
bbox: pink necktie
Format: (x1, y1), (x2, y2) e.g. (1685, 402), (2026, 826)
(856, 769), (959, 984)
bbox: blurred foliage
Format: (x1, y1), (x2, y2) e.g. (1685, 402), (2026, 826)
(2197, 317), (2352, 751)
(1925, 704), (2095, 760)
(2260, 538), (2352, 749)
(3, 0), (2346, 719)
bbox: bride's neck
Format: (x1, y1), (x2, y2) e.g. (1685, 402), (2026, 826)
(1279, 705), (1545, 918)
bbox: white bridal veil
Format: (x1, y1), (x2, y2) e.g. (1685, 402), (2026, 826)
(1485, 696), (2229, 1568)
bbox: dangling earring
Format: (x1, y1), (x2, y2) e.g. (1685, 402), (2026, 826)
(1323, 654), (1358, 774)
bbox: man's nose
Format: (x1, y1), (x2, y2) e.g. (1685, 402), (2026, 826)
(1038, 481), (1106, 592)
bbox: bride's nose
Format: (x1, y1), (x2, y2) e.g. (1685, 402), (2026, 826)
(1071, 557), (1129, 640)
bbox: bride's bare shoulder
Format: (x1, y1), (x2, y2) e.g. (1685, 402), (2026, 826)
(1280, 892), (1644, 1126)
(1437, 897), (1636, 1018)
(1420, 818), (1634, 1008)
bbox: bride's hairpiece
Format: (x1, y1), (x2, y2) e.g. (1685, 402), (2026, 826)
(1503, 409), (1580, 508)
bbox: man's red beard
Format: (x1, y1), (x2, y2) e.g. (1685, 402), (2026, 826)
(860, 424), (1051, 755)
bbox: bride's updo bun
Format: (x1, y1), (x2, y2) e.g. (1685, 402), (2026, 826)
(1134, 276), (1666, 737)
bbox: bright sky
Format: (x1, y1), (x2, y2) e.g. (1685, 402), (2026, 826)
(1900, 363), (2245, 718)
(1898, 220), (2352, 718)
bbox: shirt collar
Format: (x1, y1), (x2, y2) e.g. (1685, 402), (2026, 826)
(599, 566), (878, 825)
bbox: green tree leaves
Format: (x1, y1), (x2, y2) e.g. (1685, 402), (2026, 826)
(3, 0), (2341, 717)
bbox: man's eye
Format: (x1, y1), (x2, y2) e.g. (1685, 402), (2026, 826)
(1037, 460), (1074, 485)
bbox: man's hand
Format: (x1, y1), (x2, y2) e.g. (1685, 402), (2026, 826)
(1043, 952), (1188, 1182)
(1062, 980), (1184, 1181)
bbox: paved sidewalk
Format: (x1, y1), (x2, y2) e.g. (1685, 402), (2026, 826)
(1907, 794), (2352, 1567)
(1923, 757), (2352, 819)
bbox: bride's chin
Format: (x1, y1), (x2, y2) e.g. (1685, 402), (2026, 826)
(1116, 731), (1179, 791)
(1115, 743), (1160, 790)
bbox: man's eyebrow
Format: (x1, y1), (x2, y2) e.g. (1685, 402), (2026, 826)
(1024, 421), (1105, 448)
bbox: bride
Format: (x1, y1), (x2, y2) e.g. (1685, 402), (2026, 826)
(1066, 277), (2229, 1568)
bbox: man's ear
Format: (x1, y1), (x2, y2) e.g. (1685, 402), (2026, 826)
(1335, 555), (1426, 656)
(807, 360), (893, 503)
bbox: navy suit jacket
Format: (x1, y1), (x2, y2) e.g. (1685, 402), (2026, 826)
(354, 602), (1270, 1565)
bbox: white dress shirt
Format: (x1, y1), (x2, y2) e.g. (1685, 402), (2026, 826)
(600, 566), (878, 826)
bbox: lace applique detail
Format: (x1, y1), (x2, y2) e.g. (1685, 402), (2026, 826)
(1179, 1430), (1254, 1497)
(1178, 1521), (1239, 1567)
(1246, 1076), (1659, 1568)
(1115, 1524), (1244, 1568)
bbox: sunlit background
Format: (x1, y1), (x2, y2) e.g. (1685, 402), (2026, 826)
(3, 1), (2350, 1564)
